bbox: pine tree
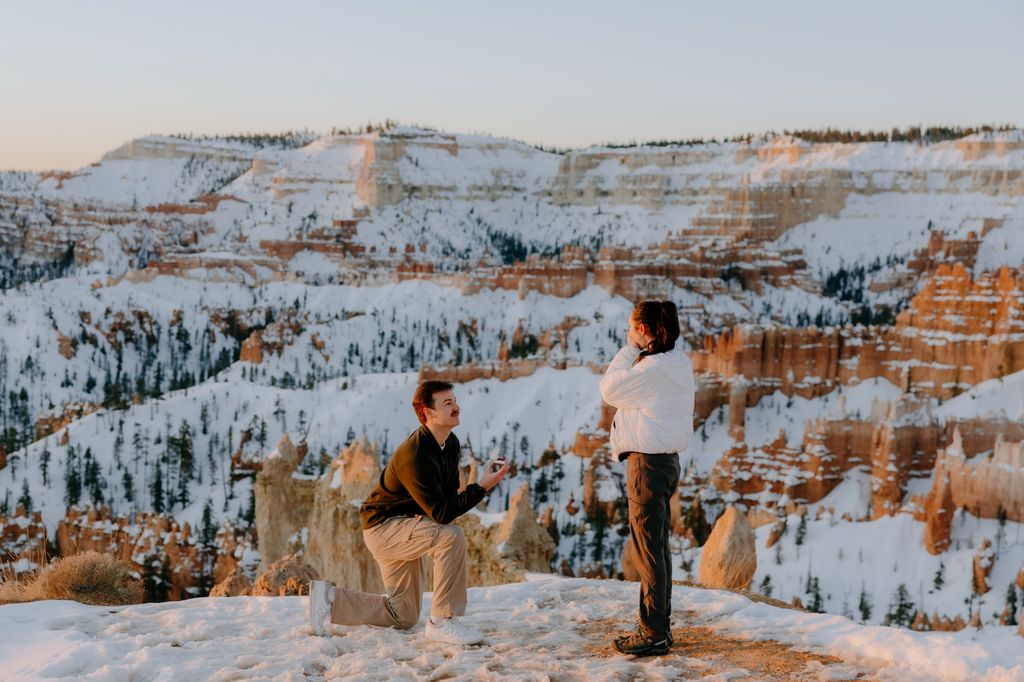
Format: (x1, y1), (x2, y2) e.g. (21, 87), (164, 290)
(590, 506), (609, 565)
(532, 468), (550, 507)
(122, 470), (134, 503)
(201, 500), (217, 546)
(132, 430), (145, 468)
(795, 514), (807, 546)
(158, 558), (171, 601)
(257, 417), (268, 451)
(177, 422), (192, 479)
(933, 562), (945, 590)
(175, 421), (193, 507)
(151, 465), (165, 514)
(885, 583), (914, 627)
(243, 487), (256, 526)
(858, 585), (872, 622)
(808, 577), (824, 613)
(760, 574), (773, 597)
(85, 453), (104, 506)
(64, 464), (82, 507)
(113, 431), (123, 467)
(200, 402), (210, 436)
(152, 363), (163, 397)
(1006, 583), (1019, 626)
(40, 444), (51, 487)
(17, 479), (31, 512)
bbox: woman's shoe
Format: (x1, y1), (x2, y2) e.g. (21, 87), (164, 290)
(612, 627), (670, 656)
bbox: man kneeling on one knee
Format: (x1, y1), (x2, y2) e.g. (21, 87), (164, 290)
(309, 380), (509, 645)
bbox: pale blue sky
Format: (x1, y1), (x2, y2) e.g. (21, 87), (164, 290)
(2, 0), (1022, 170)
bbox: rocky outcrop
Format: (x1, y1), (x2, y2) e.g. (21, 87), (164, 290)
(0, 507), (47, 574)
(252, 435), (379, 591)
(571, 402), (616, 459)
(932, 430), (1024, 523)
(492, 485), (556, 573)
(911, 612), (932, 631)
(249, 556), (318, 596)
(868, 422), (907, 519)
(694, 266), (1024, 403)
(420, 358), (591, 385)
(581, 455), (620, 523)
(239, 331), (264, 364)
(455, 514), (524, 586)
(209, 568), (252, 597)
(973, 539), (995, 595)
(765, 519), (787, 549)
(239, 316), (305, 366)
(931, 613), (967, 632)
(923, 472), (956, 555)
(253, 435), (316, 575)
(34, 402), (101, 441)
(51, 506), (256, 601)
(338, 439), (382, 500)
(303, 446), (387, 593)
(699, 506), (757, 590)
(711, 397), (1024, 522)
(902, 229), (982, 278)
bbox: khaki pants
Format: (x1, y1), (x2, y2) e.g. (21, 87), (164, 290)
(330, 516), (468, 629)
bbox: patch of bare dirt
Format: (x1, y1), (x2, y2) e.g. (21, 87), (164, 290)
(579, 613), (879, 681)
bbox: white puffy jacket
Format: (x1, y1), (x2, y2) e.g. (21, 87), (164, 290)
(599, 344), (696, 458)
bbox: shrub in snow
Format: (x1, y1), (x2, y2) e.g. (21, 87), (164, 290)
(16, 551), (140, 605)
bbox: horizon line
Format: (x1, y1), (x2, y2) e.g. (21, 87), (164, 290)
(5, 119), (1023, 174)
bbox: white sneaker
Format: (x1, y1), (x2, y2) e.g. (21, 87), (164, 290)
(309, 580), (333, 636)
(425, 616), (484, 645)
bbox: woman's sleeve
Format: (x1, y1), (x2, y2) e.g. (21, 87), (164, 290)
(599, 345), (661, 409)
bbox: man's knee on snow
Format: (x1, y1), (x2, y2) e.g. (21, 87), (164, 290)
(392, 602), (421, 630)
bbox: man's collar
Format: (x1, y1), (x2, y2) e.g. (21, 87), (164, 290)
(419, 424), (450, 452)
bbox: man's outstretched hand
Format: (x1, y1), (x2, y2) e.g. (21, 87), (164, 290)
(479, 459), (510, 492)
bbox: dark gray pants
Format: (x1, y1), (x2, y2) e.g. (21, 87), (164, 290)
(625, 452), (680, 639)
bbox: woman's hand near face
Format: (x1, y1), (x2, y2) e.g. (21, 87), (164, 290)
(627, 325), (648, 350)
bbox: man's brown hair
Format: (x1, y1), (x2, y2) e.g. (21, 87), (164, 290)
(412, 380), (454, 425)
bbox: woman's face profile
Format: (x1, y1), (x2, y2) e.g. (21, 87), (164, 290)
(628, 316), (651, 348)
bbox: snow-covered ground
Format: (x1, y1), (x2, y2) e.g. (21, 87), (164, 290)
(1, 576), (1020, 681)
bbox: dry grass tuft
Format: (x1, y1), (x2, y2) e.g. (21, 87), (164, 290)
(0, 578), (27, 604)
(4, 551), (141, 606)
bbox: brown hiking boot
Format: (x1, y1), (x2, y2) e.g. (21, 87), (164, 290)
(612, 627), (670, 656)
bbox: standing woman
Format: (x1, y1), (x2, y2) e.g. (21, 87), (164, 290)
(599, 300), (695, 656)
